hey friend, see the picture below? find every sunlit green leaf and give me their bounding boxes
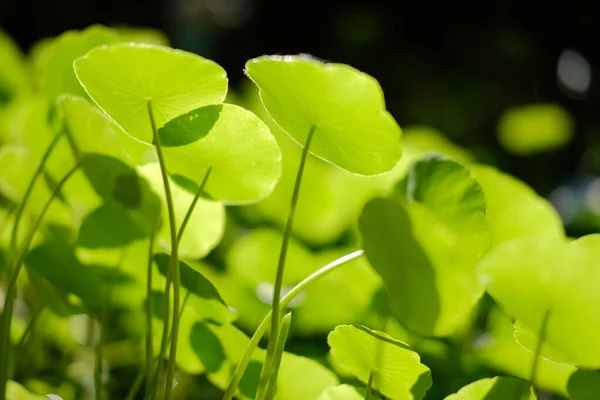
[77,203,146,248]
[38,25,120,101]
[567,369,600,400]
[113,26,170,46]
[328,324,431,400]
[160,104,282,203]
[359,157,489,336]
[497,103,574,155]
[479,234,600,368]
[190,321,226,373]
[317,385,363,400]
[276,351,340,399]
[6,381,47,399]
[444,377,535,400]
[74,43,227,143]
[471,165,564,248]
[245,54,401,175]
[138,163,225,258]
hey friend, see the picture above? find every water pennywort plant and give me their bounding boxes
[0,23,599,400]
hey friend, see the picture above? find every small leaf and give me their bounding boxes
[74,43,228,143]
[359,157,489,336]
[160,104,282,204]
[317,385,363,400]
[154,253,226,305]
[567,369,600,400]
[444,377,535,400]
[245,54,401,175]
[0,30,29,102]
[328,324,431,400]
[190,321,226,373]
[497,103,574,155]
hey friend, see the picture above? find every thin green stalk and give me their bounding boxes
[258,126,316,397]
[527,309,551,398]
[125,368,146,400]
[150,162,212,399]
[221,249,363,400]
[17,306,43,351]
[365,371,375,400]
[95,311,106,400]
[146,101,180,400]
[145,227,158,395]
[0,162,79,400]
[9,131,64,260]
[263,312,292,400]
[176,166,213,245]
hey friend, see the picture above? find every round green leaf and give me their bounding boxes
[478,234,600,368]
[77,203,146,248]
[497,103,574,155]
[568,369,600,400]
[444,377,535,400]
[38,25,121,101]
[471,165,564,249]
[160,104,282,204]
[276,351,340,399]
[359,157,489,336]
[245,54,401,175]
[328,324,431,400]
[74,43,228,143]
[138,163,225,258]
[190,321,226,373]
[317,385,363,400]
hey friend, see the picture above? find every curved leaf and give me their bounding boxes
[317,385,363,400]
[0,30,29,102]
[74,43,228,143]
[359,157,489,336]
[567,369,600,400]
[160,104,282,203]
[328,325,431,400]
[245,54,401,175]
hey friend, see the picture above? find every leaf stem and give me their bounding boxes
[95,312,106,400]
[221,249,363,400]
[145,226,158,395]
[146,100,180,400]
[17,306,43,351]
[365,370,375,400]
[528,309,551,397]
[0,162,79,400]
[257,125,315,398]
[263,312,292,400]
[176,166,213,245]
[9,131,64,261]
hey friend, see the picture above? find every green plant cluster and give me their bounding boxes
[0,24,595,400]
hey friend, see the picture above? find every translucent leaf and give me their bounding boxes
[113,26,170,46]
[328,324,431,400]
[38,25,121,101]
[359,157,489,336]
[77,203,147,248]
[6,380,46,399]
[478,234,600,367]
[160,104,282,203]
[568,369,600,400]
[317,385,363,400]
[497,103,574,155]
[471,165,564,249]
[189,321,226,373]
[245,54,401,175]
[74,43,228,143]
[444,377,535,400]
[277,351,339,399]
[138,163,224,258]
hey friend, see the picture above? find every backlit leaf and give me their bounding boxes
[444,377,535,400]
[317,385,363,400]
[74,43,227,143]
[245,54,401,175]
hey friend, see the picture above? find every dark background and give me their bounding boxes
[3,0,600,233]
